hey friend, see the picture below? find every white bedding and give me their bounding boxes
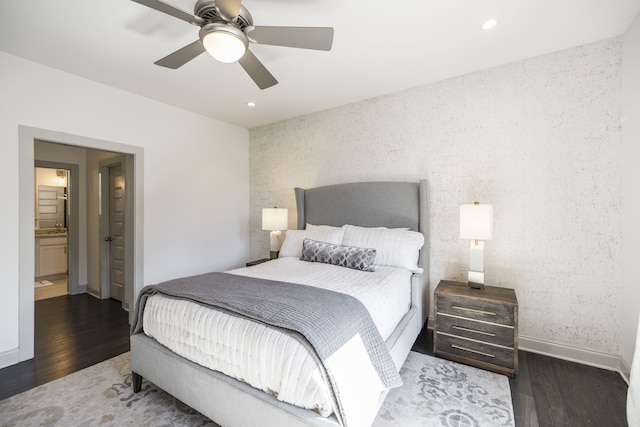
[229,257,412,341]
[142,258,412,420]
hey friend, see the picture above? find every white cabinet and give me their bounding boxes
[36,236,67,277]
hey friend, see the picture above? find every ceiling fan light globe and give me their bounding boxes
[202,30,247,63]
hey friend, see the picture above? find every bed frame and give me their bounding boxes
[131,180,429,427]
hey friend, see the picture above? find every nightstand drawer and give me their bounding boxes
[437,297,514,326]
[436,313,515,348]
[436,334,515,370]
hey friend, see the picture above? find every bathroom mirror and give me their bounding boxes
[38,185,67,228]
[35,167,69,229]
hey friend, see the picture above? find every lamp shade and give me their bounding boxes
[262,208,288,231]
[460,203,493,240]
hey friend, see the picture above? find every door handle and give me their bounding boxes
[104,236,113,242]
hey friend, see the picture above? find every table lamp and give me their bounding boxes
[262,207,288,259]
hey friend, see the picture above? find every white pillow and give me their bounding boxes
[341,225,424,273]
[306,223,344,231]
[279,228,345,258]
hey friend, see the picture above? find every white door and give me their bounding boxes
[107,165,125,302]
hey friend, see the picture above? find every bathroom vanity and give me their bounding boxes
[35,233,67,279]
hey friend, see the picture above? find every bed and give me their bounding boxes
[130,180,429,427]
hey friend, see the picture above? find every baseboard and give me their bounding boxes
[620,358,632,384]
[0,348,19,370]
[426,318,631,383]
[87,285,110,299]
[517,336,630,383]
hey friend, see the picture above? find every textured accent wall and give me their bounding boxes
[622,14,640,368]
[249,38,623,355]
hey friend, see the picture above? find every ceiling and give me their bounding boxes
[1,1,639,129]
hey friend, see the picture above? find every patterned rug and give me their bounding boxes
[0,351,514,427]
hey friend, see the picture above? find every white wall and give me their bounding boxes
[250,38,624,361]
[622,14,640,371]
[0,51,250,366]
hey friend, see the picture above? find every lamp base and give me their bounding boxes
[467,270,485,290]
[268,230,282,260]
[467,241,485,290]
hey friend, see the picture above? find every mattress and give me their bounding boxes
[142,258,412,417]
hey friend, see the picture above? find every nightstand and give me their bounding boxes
[434,280,518,377]
[245,258,270,267]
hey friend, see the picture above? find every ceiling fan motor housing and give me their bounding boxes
[194,0,253,29]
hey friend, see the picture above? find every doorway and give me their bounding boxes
[99,156,130,308]
[34,166,70,300]
[33,161,82,301]
[17,125,144,364]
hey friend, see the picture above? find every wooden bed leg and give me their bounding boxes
[132,372,143,392]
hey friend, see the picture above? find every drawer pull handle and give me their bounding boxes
[452,325,495,337]
[452,305,496,316]
[451,344,495,358]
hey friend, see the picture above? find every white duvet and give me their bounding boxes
[142,257,412,423]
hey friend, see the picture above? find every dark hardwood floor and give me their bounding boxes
[0,294,130,401]
[0,295,629,427]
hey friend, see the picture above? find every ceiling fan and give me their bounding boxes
[131,0,334,89]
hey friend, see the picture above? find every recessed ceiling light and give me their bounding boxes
[247,102,256,107]
[481,19,498,31]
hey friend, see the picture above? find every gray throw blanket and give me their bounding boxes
[131,272,402,426]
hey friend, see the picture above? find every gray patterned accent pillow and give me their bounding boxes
[300,238,377,272]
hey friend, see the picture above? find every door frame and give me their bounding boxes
[18,125,144,363]
[34,161,82,295]
[99,154,134,311]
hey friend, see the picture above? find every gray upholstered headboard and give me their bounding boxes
[294,180,428,269]
[294,180,427,232]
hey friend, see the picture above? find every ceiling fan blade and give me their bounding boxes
[238,50,278,90]
[247,26,334,51]
[131,0,204,26]
[155,40,206,69]
[216,0,241,22]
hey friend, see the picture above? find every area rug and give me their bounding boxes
[0,351,514,427]
[374,352,514,427]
